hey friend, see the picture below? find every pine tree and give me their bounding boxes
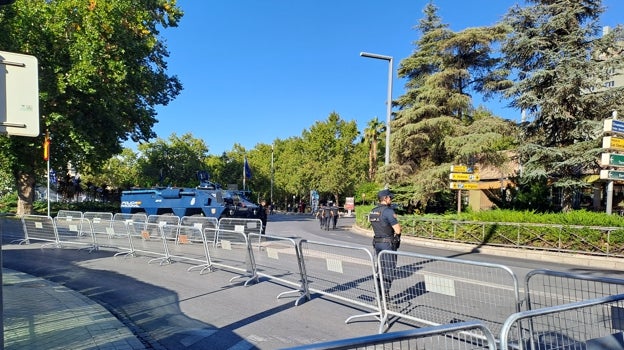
[501,0,624,211]
[392,1,516,210]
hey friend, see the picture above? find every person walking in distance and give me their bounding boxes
[330,201,339,229]
[369,189,401,301]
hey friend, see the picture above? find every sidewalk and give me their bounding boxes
[3,268,146,350]
[1,243,385,350]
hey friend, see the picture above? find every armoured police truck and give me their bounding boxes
[120,171,262,219]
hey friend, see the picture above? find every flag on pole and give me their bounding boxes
[43,130,50,161]
[244,156,252,179]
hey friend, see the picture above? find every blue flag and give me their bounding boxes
[244,157,252,179]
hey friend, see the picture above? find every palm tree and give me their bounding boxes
[362,117,386,181]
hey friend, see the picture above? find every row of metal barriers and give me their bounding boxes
[13,210,624,350]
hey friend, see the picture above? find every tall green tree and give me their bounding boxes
[392,2,515,210]
[137,133,209,188]
[81,147,140,192]
[299,112,364,205]
[500,0,624,211]
[362,117,385,181]
[0,0,182,214]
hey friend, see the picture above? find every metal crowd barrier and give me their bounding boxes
[0,214,24,243]
[15,210,624,349]
[18,215,59,247]
[56,210,83,220]
[218,217,263,236]
[377,250,521,334]
[126,221,170,264]
[248,232,307,304]
[298,240,381,325]
[500,293,624,350]
[110,212,146,257]
[168,224,210,269]
[525,269,624,310]
[83,212,114,247]
[54,215,96,251]
[180,216,218,273]
[283,320,498,350]
[205,226,254,284]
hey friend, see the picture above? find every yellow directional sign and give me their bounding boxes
[449,173,480,181]
[450,165,477,173]
[603,136,624,150]
[450,182,479,190]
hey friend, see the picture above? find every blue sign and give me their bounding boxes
[49,169,57,184]
[613,120,624,134]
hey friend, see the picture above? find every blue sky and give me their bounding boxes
[137,0,624,156]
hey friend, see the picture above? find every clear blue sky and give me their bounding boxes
[138,0,624,156]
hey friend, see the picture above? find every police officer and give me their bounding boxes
[259,199,268,234]
[323,201,333,230]
[369,189,401,300]
[330,201,339,229]
[316,202,327,229]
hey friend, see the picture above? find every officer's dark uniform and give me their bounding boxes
[317,204,327,229]
[330,203,339,229]
[369,189,400,298]
[323,202,332,230]
[259,201,268,234]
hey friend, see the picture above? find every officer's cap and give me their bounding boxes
[377,189,394,199]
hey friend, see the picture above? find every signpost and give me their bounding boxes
[344,197,355,217]
[601,153,624,167]
[600,170,624,181]
[449,165,479,214]
[602,115,624,214]
[450,182,479,190]
[0,51,39,137]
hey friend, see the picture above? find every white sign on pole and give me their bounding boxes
[0,51,39,137]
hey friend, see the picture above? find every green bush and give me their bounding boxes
[0,192,118,216]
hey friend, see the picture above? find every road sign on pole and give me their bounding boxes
[0,51,39,137]
[601,153,624,167]
[449,173,480,181]
[450,182,479,190]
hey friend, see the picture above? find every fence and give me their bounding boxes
[54,215,96,251]
[248,232,307,304]
[9,210,624,348]
[500,293,624,349]
[283,321,498,350]
[525,269,624,310]
[377,250,521,334]
[298,240,381,325]
[406,218,624,257]
[180,216,218,273]
[18,215,58,247]
[205,226,255,285]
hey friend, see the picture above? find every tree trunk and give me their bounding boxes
[17,171,35,215]
[561,187,573,213]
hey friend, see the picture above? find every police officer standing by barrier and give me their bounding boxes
[369,189,401,299]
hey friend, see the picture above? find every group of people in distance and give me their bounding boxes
[315,201,340,230]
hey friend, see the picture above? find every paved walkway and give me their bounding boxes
[3,268,146,350]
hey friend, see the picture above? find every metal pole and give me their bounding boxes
[270,144,274,206]
[47,154,50,217]
[360,52,393,166]
[384,57,393,166]
[607,180,614,215]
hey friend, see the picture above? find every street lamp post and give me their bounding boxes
[360,51,393,166]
